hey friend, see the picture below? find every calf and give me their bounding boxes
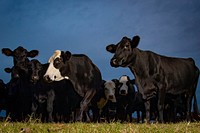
[43,50,102,121]
[4,66,33,121]
[106,35,199,122]
[92,80,117,122]
[116,75,145,123]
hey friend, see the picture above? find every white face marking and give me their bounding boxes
[104,80,116,102]
[119,76,129,95]
[44,50,69,81]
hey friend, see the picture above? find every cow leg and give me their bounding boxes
[186,95,192,121]
[46,89,55,122]
[137,110,140,123]
[144,100,150,123]
[157,89,165,123]
[142,111,145,123]
[31,102,38,119]
[76,89,96,122]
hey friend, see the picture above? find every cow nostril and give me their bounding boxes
[44,75,51,82]
[109,95,114,99]
[112,59,117,65]
[120,90,126,95]
[13,73,20,79]
[32,76,39,81]
[54,76,56,79]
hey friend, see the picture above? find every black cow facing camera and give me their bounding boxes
[106,35,199,123]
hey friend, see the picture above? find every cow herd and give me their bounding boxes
[0,35,199,123]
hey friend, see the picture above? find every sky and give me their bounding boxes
[0,0,200,108]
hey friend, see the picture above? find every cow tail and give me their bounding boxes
[193,66,199,114]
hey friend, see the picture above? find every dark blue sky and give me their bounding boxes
[0,0,200,107]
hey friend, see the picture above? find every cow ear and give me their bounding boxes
[28,50,39,58]
[64,51,72,61]
[2,48,13,56]
[106,44,117,53]
[131,35,140,48]
[4,68,12,73]
[101,80,106,87]
[112,79,119,84]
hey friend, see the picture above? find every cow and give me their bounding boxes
[116,75,145,123]
[43,50,102,122]
[3,67,21,121]
[28,59,83,123]
[92,80,118,122]
[2,46,39,121]
[4,66,34,121]
[106,35,199,123]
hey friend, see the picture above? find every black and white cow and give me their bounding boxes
[28,59,83,122]
[92,80,118,122]
[106,35,199,123]
[43,50,102,121]
[116,75,145,123]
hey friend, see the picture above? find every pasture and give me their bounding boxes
[0,120,200,133]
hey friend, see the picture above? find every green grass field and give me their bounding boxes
[1,121,200,133]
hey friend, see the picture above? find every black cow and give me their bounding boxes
[3,67,21,121]
[116,75,145,123]
[4,66,33,121]
[43,50,102,122]
[106,35,199,123]
[28,59,82,123]
[2,46,39,121]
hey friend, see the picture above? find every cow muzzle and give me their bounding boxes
[31,76,39,83]
[120,90,127,95]
[111,57,125,67]
[110,58,119,67]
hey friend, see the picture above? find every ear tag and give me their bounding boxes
[64,76,69,79]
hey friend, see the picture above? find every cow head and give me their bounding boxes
[106,35,140,67]
[2,46,39,72]
[118,75,135,96]
[43,50,70,82]
[103,80,118,102]
[4,67,20,79]
[28,59,43,83]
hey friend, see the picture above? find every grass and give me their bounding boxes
[0,120,200,133]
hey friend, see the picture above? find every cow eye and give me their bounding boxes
[54,58,63,68]
[124,44,129,49]
[55,60,60,64]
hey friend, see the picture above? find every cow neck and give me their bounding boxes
[129,48,150,79]
[63,56,84,96]
[128,48,151,96]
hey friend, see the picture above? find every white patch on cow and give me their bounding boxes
[119,76,129,95]
[104,80,116,102]
[48,50,61,63]
[44,50,69,81]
